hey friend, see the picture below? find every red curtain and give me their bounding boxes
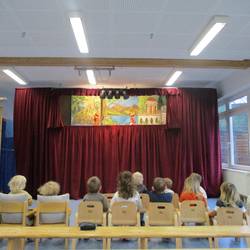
[14,88,221,198]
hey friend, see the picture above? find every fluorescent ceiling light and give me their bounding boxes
[70,17,89,53]
[166,71,182,86]
[86,70,96,85]
[3,69,27,85]
[190,16,228,56]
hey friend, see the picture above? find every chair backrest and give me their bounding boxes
[140,193,150,211]
[103,193,114,205]
[180,200,207,224]
[216,207,244,225]
[0,200,28,225]
[111,201,137,226]
[148,202,175,226]
[0,193,28,225]
[36,201,69,225]
[77,201,104,225]
[172,193,180,209]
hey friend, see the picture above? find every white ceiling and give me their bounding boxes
[0,0,250,90]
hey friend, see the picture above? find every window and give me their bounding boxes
[219,119,229,163]
[230,112,250,166]
[218,104,226,113]
[229,96,247,110]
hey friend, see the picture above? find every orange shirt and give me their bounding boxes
[180,191,207,206]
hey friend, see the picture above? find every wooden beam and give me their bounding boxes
[0,57,250,69]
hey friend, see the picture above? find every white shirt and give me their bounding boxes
[111,191,142,210]
[199,186,207,199]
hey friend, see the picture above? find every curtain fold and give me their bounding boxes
[14,88,221,198]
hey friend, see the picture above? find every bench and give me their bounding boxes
[1,225,250,250]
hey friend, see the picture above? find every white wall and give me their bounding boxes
[217,69,250,99]
[223,168,250,196]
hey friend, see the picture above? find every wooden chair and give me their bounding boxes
[145,202,181,247]
[178,200,213,248]
[34,201,70,250]
[140,193,150,212]
[213,207,245,247]
[72,201,107,250]
[107,201,140,249]
[0,200,34,250]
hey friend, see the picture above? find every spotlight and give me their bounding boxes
[107,90,113,99]
[100,89,106,99]
[122,89,129,100]
[114,90,121,99]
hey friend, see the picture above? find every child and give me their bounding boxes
[8,175,32,205]
[132,171,148,193]
[38,181,60,196]
[209,182,246,217]
[83,176,109,212]
[190,172,207,199]
[149,177,172,202]
[111,171,142,210]
[164,177,174,194]
[180,176,207,205]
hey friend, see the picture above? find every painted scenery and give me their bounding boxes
[102,95,166,125]
[71,95,166,126]
[71,96,101,125]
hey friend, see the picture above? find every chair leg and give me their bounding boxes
[208,237,214,248]
[214,237,219,248]
[176,238,182,248]
[64,238,68,250]
[106,238,111,250]
[102,238,107,250]
[20,239,25,250]
[35,239,39,250]
[71,239,77,250]
[138,238,147,249]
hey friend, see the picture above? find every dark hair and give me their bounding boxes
[117,171,135,199]
[153,177,166,194]
[87,176,101,193]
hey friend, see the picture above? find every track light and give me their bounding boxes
[107,90,113,99]
[99,89,129,100]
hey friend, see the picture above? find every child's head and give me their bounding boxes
[38,181,60,196]
[190,173,202,184]
[220,181,240,206]
[87,176,101,194]
[153,177,166,194]
[8,175,27,193]
[118,171,135,199]
[164,177,173,189]
[183,176,200,194]
[132,171,144,186]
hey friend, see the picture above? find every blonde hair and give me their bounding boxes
[8,175,27,193]
[164,177,173,189]
[219,182,240,207]
[132,171,143,186]
[190,173,202,183]
[183,176,200,194]
[38,181,60,196]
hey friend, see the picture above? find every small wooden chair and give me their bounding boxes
[214,207,245,247]
[0,200,31,250]
[178,200,213,248]
[145,202,180,247]
[72,201,107,249]
[107,201,140,249]
[34,201,70,250]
